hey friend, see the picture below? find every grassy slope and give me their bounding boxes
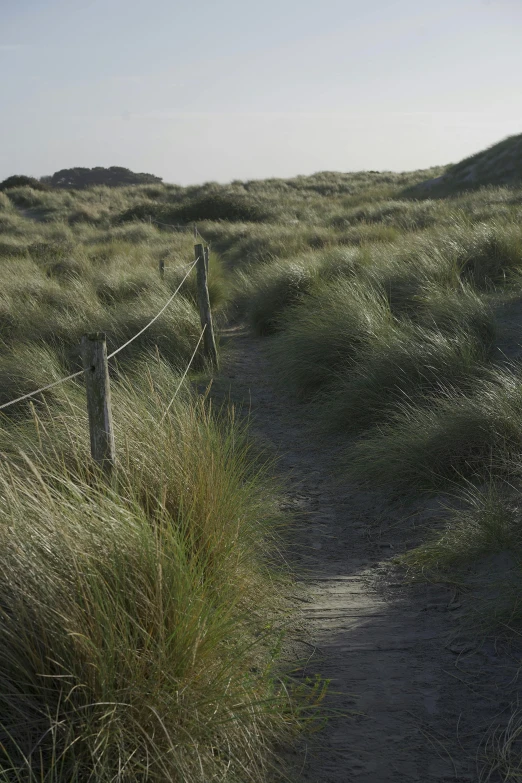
[3,149,522,776]
[168,159,522,636]
[0,185,329,782]
[407,132,522,195]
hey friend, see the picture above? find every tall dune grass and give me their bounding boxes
[270,280,393,396]
[0,360,316,782]
[320,324,491,434]
[349,367,522,492]
[0,179,340,780]
[4,163,522,773]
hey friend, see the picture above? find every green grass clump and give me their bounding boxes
[320,324,491,434]
[236,255,323,335]
[202,223,335,268]
[0,192,14,212]
[118,191,276,227]
[0,342,71,413]
[349,367,522,492]
[103,293,204,369]
[0,237,31,258]
[458,222,522,288]
[93,221,160,245]
[176,191,276,223]
[0,214,28,237]
[313,245,368,281]
[413,284,496,346]
[403,483,522,575]
[336,222,400,247]
[0,361,314,782]
[400,476,522,659]
[400,481,522,645]
[4,186,48,209]
[331,199,443,232]
[94,268,161,305]
[269,279,393,396]
[358,220,522,320]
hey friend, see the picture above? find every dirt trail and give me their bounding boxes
[213,327,522,783]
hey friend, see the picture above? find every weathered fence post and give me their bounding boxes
[203,246,209,274]
[159,259,165,280]
[195,243,218,368]
[81,333,116,476]
[193,222,198,239]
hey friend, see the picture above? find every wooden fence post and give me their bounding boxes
[159,259,165,280]
[194,243,218,368]
[204,246,209,274]
[81,333,116,476]
[193,222,198,239]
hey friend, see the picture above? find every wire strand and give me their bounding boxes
[159,325,207,423]
[0,369,84,412]
[194,227,211,245]
[0,259,199,412]
[107,259,198,359]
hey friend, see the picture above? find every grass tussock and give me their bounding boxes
[0,342,71,412]
[320,324,491,434]
[235,255,323,335]
[117,191,277,227]
[401,477,522,651]
[349,367,522,492]
[269,280,393,396]
[0,361,320,782]
[482,706,522,782]
[403,483,522,576]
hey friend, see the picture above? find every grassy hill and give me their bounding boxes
[408,132,522,195]
[0,184,324,782]
[2,135,522,779]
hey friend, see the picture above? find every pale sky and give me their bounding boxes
[1,0,521,185]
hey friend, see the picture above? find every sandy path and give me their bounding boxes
[212,327,521,783]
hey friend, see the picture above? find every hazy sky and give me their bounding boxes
[1,0,521,185]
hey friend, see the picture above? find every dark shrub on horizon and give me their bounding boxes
[50,166,162,189]
[0,175,49,192]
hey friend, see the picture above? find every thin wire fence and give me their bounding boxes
[0,370,85,412]
[107,259,197,359]
[160,325,206,423]
[0,258,200,413]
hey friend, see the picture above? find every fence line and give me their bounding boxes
[2,235,218,475]
[86,245,215,471]
[160,325,207,423]
[0,259,200,413]
[0,369,85,412]
[107,259,198,359]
